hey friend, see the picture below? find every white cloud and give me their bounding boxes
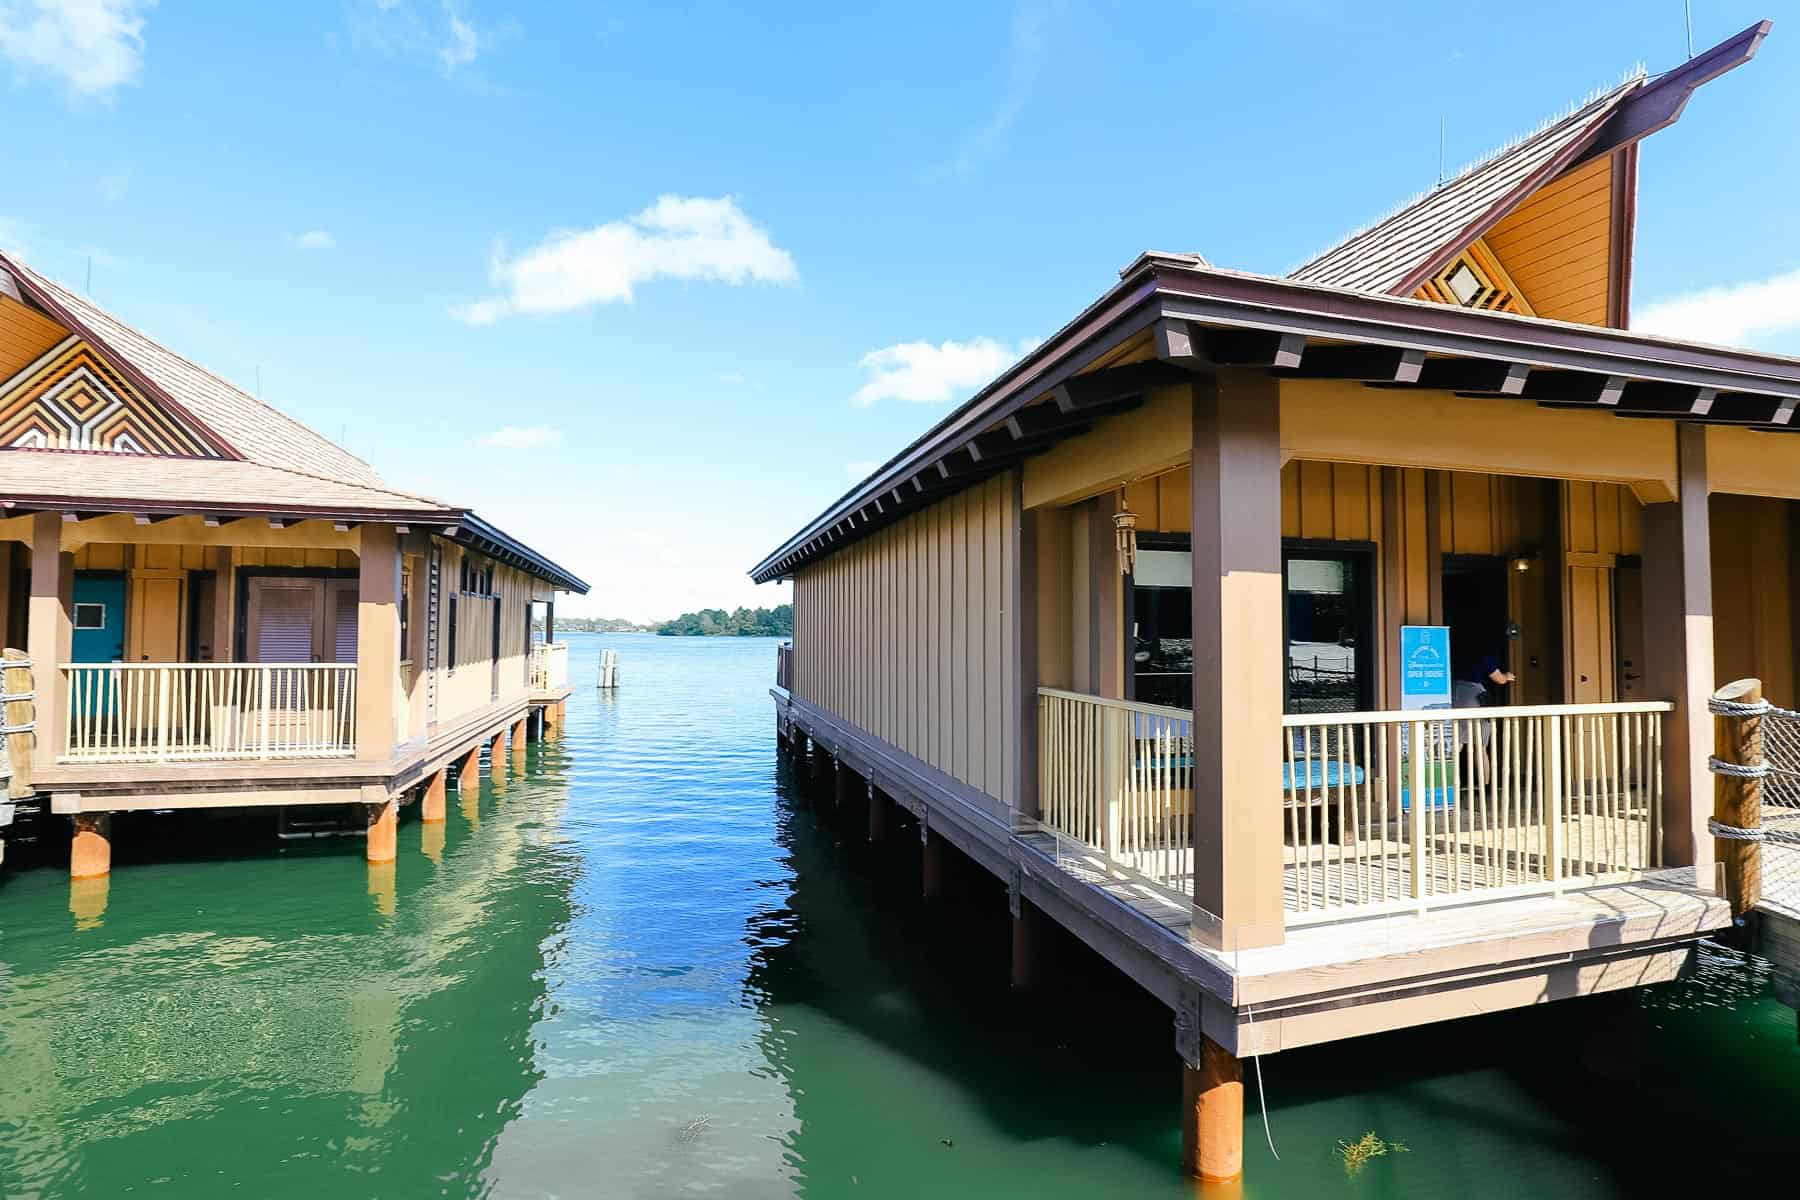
[845,459,880,478]
[0,0,152,99]
[287,229,336,252]
[345,0,498,76]
[851,336,1033,407]
[932,1,1049,178]
[1635,268,1800,348]
[718,369,765,392]
[478,424,561,449]
[98,168,129,202]
[453,194,797,325]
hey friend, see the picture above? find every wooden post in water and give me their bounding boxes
[70,812,111,878]
[867,781,888,843]
[421,766,448,822]
[1713,678,1763,918]
[921,827,945,899]
[511,717,528,770]
[488,731,506,782]
[365,798,398,864]
[457,744,481,793]
[1181,1036,1244,1183]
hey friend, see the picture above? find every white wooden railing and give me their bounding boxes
[1283,702,1668,921]
[1038,688,1672,925]
[1039,688,1195,897]
[529,642,569,691]
[61,663,358,763]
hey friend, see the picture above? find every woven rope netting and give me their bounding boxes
[1717,698,1800,917]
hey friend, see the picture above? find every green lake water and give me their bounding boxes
[2,633,1796,1197]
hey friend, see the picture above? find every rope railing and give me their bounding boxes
[1707,681,1800,920]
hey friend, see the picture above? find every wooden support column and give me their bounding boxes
[488,730,505,780]
[27,511,71,777]
[1189,371,1285,951]
[511,716,527,769]
[1181,1037,1245,1182]
[457,744,481,792]
[1642,423,1715,869]
[1713,677,1763,917]
[70,812,111,879]
[421,766,448,822]
[365,798,398,864]
[355,524,402,763]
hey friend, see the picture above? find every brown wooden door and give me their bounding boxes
[1564,561,1617,703]
[129,574,186,662]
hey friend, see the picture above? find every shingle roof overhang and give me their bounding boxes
[749,255,1800,584]
[0,491,589,594]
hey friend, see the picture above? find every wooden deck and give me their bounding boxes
[783,691,1730,1057]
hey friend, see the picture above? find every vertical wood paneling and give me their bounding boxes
[788,471,1020,806]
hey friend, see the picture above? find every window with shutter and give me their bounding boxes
[334,588,358,662]
[255,584,317,664]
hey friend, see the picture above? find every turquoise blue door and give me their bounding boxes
[72,574,126,663]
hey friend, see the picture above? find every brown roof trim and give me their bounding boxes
[0,251,241,461]
[749,260,1800,583]
[1573,19,1772,167]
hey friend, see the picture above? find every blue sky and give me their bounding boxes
[2,1,1795,620]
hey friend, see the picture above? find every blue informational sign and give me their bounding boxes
[1399,625,1452,711]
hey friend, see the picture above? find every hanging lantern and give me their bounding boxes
[1113,488,1139,576]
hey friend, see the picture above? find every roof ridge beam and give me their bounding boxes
[1574,20,1772,166]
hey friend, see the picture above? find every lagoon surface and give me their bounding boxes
[2,633,1797,1198]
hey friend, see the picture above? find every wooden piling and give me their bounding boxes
[457,744,481,793]
[922,829,945,899]
[867,783,888,842]
[488,731,505,781]
[1181,1037,1244,1183]
[421,767,448,822]
[511,717,528,770]
[70,812,111,879]
[366,798,398,864]
[1713,678,1763,917]
[1010,901,1036,991]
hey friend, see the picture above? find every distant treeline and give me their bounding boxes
[657,604,793,637]
[539,615,652,634]
[540,604,793,637]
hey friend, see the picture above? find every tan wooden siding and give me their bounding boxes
[1711,494,1797,705]
[1561,480,1642,557]
[429,541,535,723]
[0,295,69,383]
[1485,154,1614,326]
[792,472,1019,807]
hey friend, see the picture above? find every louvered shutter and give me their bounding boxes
[334,588,359,662]
[256,585,316,664]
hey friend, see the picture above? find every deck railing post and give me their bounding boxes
[155,666,171,762]
[259,666,272,760]
[1545,713,1565,888]
[1101,704,1125,859]
[1408,720,1426,901]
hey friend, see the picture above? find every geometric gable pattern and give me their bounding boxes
[0,335,218,456]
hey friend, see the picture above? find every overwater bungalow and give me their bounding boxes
[0,249,585,875]
[754,22,1788,1182]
